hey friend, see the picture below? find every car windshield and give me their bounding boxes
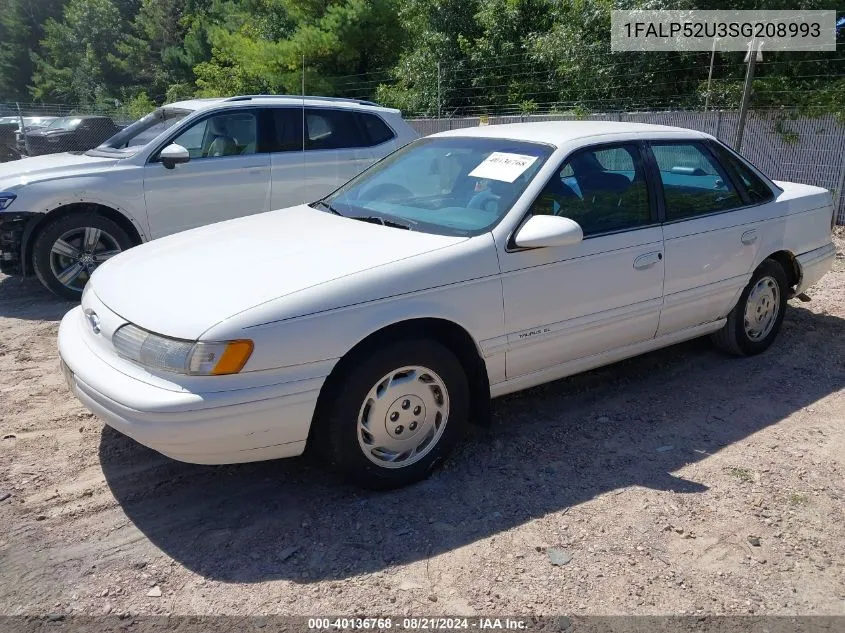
[46,117,83,130]
[94,107,192,154]
[22,117,54,128]
[318,136,554,236]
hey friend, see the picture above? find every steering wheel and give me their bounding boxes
[362,183,413,201]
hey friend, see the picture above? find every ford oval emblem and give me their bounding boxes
[84,308,101,334]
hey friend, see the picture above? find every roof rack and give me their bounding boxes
[223,95,381,107]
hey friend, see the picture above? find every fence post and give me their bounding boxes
[437,62,442,120]
[835,153,845,226]
[715,110,722,139]
[15,102,30,156]
[735,39,759,151]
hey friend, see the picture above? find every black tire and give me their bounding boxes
[32,212,133,300]
[711,258,789,356]
[315,339,470,490]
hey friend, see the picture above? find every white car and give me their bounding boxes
[0,96,417,298]
[57,122,837,489]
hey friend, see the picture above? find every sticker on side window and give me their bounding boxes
[468,152,538,183]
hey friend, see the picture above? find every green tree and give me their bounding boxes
[375,0,481,115]
[193,0,404,97]
[117,0,214,102]
[31,0,127,104]
[0,0,66,101]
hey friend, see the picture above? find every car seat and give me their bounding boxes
[206,118,238,157]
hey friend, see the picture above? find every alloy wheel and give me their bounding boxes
[49,227,122,292]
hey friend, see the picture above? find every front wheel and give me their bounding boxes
[316,339,470,489]
[711,258,788,356]
[32,212,132,300]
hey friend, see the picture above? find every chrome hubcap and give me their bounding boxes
[357,365,449,468]
[744,276,779,341]
[50,227,122,292]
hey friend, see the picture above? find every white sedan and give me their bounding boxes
[58,122,837,489]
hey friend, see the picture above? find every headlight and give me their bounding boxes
[112,324,253,376]
[0,192,16,210]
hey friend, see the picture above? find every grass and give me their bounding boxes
[788,492,810,506]
[726,467,755,483]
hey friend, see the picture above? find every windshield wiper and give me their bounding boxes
[312,199,344,216]
[352,216,413,230]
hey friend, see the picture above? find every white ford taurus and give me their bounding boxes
[58,122,837,489]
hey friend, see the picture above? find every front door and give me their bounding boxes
[143,109,272,239]
[500,142,665,379]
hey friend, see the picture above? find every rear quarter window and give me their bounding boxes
[711,143,775,204]
[357,113,395,146]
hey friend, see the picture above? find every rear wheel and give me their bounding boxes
[32,212,132,300]
[711,259,788,356]
[316,339,469,489]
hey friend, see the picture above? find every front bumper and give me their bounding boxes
[58,306,322,464]
[0,211,39,275]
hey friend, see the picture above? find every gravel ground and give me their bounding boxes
[1,232,844,618]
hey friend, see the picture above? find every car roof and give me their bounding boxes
[52,115,110,121]
[164,95,401,115]
[431,121,710,146]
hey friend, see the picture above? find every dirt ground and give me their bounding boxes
[1,233,844,619]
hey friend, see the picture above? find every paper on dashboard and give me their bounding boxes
[468,152,538,183]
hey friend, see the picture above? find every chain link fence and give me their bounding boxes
[409,109,845,225]
[0,102,136,161]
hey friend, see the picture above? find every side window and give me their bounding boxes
[712,145,775,204]
[172,120,206,157]
[531,143,651,236]
[305,108,366,150]
[651,142,743,220]
[270,107,303,152]
[357,113,395,146]
[170,112,258,159]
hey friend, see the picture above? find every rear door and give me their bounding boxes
[267,106,309,208]
[143,108,272,238]
[649,140,763,336]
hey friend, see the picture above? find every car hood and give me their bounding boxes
[0,152,118,186]
[91,205,469,339]
[27,129,74,137]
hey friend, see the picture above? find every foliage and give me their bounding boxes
[31,0,127,104]
[0,0,841,118]
[0,0,66,101]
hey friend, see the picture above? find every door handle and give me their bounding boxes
[741,229,758,245]
[633,251,662,270]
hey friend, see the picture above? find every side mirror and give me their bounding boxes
[513,215,583,249]
[159,143,190,169]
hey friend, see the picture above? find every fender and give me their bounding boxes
[16,195,149,277]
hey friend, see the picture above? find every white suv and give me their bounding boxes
[0,95,418,298]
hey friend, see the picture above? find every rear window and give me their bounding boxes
[651,142,744,220]
[305,108,366,150]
